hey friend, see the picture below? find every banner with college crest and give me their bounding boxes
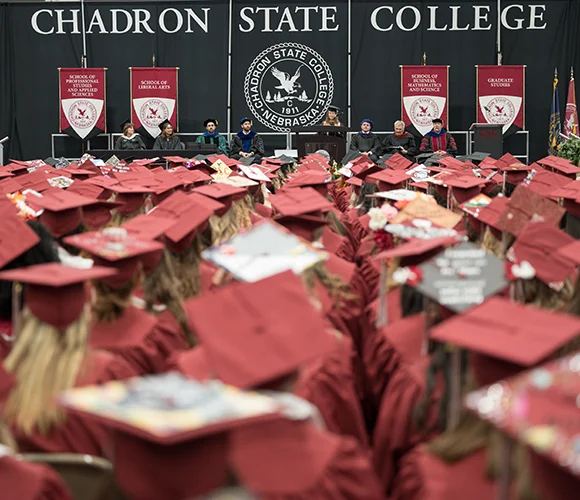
[130,67,179,139]
[59,68,106,141]
[401,66,449,137]
[476,65,525,137]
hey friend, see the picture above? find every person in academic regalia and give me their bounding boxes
[0,362,73,500]
[64,228,168,376]
[115,121,146,151]
[0,215,60,362]
[343,119,382,164]
[419,118,457,156]
[322,105,343,127]
[153,120,184,150]
[195,118,228,155]
[382,120,417,160]
[230,118,265,164]
[0,263,138,457]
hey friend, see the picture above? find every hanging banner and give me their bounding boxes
[130,67,179,139]
[476,65,525,137]
[401,66,449,137]
[59,68,106,141]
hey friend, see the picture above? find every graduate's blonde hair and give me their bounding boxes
[92,272,142,323]
[143,248,195,346]
[4,307,89,436]
[166,239,202,300]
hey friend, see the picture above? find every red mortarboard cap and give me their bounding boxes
[443,175,490,204]
[0,170,14,180]
[230,417,342,495]
[153,191,214,252]
[495,185,565,236]
[497,154,533,184]
[351,164,383,181]
[476,195,509,229]
[346,176,363,187]
[269,187,332,217]
[0,210,40,268]
[283,171,330,196]
[273,214,328,242]
[525,169,572,201]
[187,193,226,217]
[108,183,153,217]
[508,222,576,287]
[465,352,580,489]
[58,375,281,500]
[185,271,336,388]
[35,189,95,238]
[550,181,580,218]
[385,153,413,170]
[66,180,106,200]
[64,228,164,287]
[432,296,580,378]
[192,183,247,213]
[412,241,508,313]
[0,263,116,331]
[82,201,122,231]
[122,214,176,242]
[537,155,580,178]
[367,168,410,191]
[374,235,460,265]
[175,169,212,187]
[84,176,119,189]
[0,177,21,195]
[558,239,580,266]
[18,170,53,193]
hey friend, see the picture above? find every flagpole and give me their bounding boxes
[496,0,502,65]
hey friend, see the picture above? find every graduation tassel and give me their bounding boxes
[446,345,462,431]
[376,260,388,328]
[421,298,431,356]
[11,282,22,340]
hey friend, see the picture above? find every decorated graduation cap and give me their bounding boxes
[202,220,327,283]
[185,271,336,389]
[391,198,462,229]
[402,241,508,314]
[506,222,576,289]
[63,228,164,288]
[0,263,116,332]
[269,187,332,217]
[58,373,280,500]
[495,185,565,237]
[524,168,571,201]
[465,351,580,493]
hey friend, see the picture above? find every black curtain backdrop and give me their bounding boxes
[0,0,579,163]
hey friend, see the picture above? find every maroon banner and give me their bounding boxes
[130,67,179,139]
[476,65,525,137]
[401,66,449,137]
[59,68,106,141]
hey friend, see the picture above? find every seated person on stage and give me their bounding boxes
[230,117,265,164]
[419,118,457,156]
[322,105,343,126]
[344,119,382,163]
[115,120,146,151]
[195,118,228,155]
[153,120,184,150]
[382,120,417,160]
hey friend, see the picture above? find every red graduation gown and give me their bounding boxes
[0,455,72,500]
[12,350,137,457]
[295,335,369,451]
[90,306,165,375]
[322,227,356,263]
[372,356,443,494]
[391,446,495,500]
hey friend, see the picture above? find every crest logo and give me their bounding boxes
[410,97,440,127]
[483,97,516,125]
[244,42,334,132]
[68,100,97,129]
[139,99,169,128]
